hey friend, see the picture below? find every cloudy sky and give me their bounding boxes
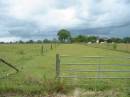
[0,0,130,42]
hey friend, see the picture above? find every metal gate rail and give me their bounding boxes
[56,54,130,79]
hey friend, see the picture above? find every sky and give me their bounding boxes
[0,0,130,42]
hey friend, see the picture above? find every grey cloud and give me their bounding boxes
[71,24,130,38]
[0,0,130,41]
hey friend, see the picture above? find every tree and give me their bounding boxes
[18,40,24,44]
[57,29,71,43]
[26,40,34,43]
[87,36,97,43]
[71,35,98,43]
[110,38,123,43]
[73,35,87,42]
[123,37,130,43]
[37,40,43,43]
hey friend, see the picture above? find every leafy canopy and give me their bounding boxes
[57,29,71,42]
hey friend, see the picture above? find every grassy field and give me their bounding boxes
[0,43,130,97]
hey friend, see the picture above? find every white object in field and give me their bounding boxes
[100,42,105,44]
[88,42,92,44]
[96,39,99,44]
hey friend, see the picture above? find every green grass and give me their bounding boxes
[0,43,130,97]
[87,43,130,53]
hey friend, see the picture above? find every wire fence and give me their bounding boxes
[0,58,19,79]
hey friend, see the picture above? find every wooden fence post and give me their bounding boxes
[50,43,53,50]
[41,45,43,55]
[56,54,60,78]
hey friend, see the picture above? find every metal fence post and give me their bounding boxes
[56,54,60,78]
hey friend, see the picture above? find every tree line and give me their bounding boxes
[57,29,130,43]
[0,39,58,44]
[0,29,130,44]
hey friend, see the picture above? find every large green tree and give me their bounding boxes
[57,29,71,42]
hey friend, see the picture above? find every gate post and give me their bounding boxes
[56,54,60,78]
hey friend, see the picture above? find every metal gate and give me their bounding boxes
[56,54,130,79]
